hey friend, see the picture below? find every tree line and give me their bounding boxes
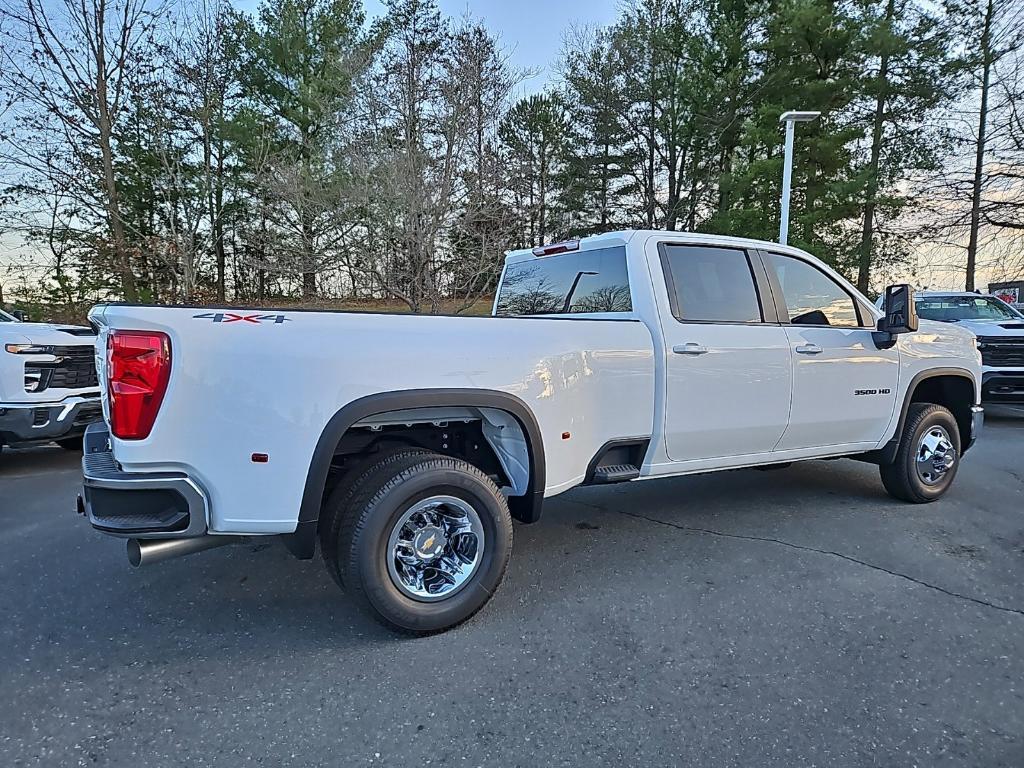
[0,0,1022,316]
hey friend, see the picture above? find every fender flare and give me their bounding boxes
[284,389,546,559]
[878,367,978,463]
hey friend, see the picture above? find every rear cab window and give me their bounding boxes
[659,244,765,323]
[495,246,632,316]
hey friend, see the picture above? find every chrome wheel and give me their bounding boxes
[915,425,956,486]
[386,495,485,602]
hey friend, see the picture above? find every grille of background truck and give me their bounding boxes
[977,337,1024,368]
[27,346,99,392]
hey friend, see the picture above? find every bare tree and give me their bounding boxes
[0,0,161,301]
[348,0,518,314]
[941,0,1024,289]
[980,54,1024,236]
[965,0,997,290]
[234,0,369,299]
[445,19,523,308]
[162,0,236,301]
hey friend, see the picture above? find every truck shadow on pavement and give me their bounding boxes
[62,455,948,651]
[12,421,1018,670]
[0,444,77,477]
[984,405,1024,423]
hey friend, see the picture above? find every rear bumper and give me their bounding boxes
[981,371,1024,404]
[0,395,102,446]
[81,422,209,538]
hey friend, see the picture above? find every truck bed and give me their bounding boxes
[89,305,656,534]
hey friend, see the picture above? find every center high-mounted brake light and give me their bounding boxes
[107,330,171,440]
[532,240,580,257]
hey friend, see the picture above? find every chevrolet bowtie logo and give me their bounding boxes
[422,535,436,550]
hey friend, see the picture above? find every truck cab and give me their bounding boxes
[499,233,980,474]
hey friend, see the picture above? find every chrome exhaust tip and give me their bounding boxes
[127,536,242,567]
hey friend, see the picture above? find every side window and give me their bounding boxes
[660,245,763,323]
[495,246,631,316]
[766,253,861,327]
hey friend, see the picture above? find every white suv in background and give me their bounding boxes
[0,309,102,457]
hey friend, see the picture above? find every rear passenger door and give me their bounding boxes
[658,243,793,463]
[762,251,899,451]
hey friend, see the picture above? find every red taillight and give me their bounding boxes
[107,330,171,440]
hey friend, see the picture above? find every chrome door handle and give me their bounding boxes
[673,343,709,355]
[795,343,823,355]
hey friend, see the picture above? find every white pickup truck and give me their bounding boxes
[80,231,984,633]
[1,308,102,458]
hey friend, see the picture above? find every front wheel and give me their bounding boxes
[880,403,961,503]
[321,450,513,634]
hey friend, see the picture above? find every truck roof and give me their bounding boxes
[503,230,826,266]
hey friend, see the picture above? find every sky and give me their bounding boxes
[238,0,622,94]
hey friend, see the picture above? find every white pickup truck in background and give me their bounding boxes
[1,308,102,458]
[80,231,984,633]
[881,291,1024,406]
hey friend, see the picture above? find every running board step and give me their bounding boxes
[591,463,640,483]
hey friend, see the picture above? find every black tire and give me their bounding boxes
[321,450,513,634]
[880,403,961,503]
[56,436,83,451]
[319,448,430,589]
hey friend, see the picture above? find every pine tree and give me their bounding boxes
[716,0,868,271]
[559,28,633,236]
[500,95,569,247]
[235,0,368,298]
[854,0,960,292]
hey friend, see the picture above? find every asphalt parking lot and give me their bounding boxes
[2,411,1023,768]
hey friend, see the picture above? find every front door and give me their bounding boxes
[762,251,900,451]
[658,243,793,462]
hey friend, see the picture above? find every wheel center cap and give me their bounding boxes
[413,527,446,560]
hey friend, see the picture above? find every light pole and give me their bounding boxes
[561,271,598,313]
[778,110,820,245]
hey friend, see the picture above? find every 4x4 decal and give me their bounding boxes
[193,312,290,324]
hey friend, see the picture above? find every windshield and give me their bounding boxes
[915,295,1023,322]
[0,309,17,322]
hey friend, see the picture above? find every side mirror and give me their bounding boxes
[11,309,26,321]
[880,284,918,334]
[874,284,917,348]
